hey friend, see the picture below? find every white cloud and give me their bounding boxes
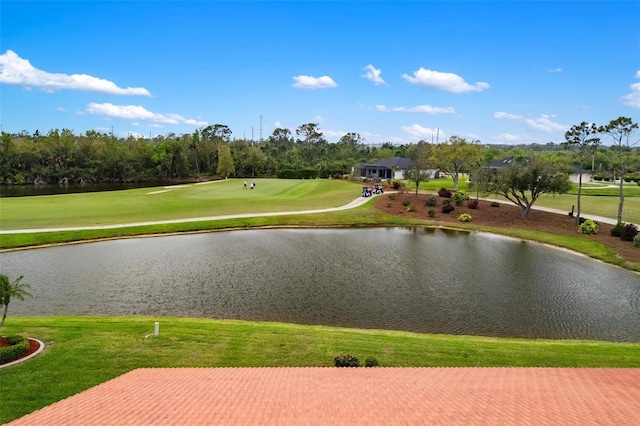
[0,50,151,96]
[497,133,527,143]
[401,68,489,93]
[493,112,524,120]
[362,64,386,85]
[620,70,640,109]
[86,103,208,126]
[375,104,455,114]
[322,129,345,138]
[56,106,66,112]
[547,68,563,73]
[401,124,446,140]
[494,111,568,133]
[291,75,337,89]
[524,114,568,133]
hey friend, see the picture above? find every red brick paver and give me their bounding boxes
[7,368,640,425]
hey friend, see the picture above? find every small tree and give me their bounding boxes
[0,274,32,329]
[599,117,638,224]
[488,156,572,219]
[405,141,432,195]
[564,122,600,224]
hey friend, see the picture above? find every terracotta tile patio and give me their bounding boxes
[7,368,640,425]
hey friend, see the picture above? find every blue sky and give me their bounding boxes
[1,1,639,145]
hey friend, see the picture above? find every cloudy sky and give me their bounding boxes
[1,1,638,145]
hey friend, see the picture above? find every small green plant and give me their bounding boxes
[388,193,397,201]
[402,199,411,207]
[491,201,500,207]
[458,213,472,222]
[427,209,436,218]
[578,219,598,235]
[620,223,639,242]
[633,234,640,248]
[334,354,360,367]
[365,357,379,367]
[442,199,451,205]
[611,222,625,237]
[453,190,470,203]
[425,195,437,207]
[441,204,455,214]
[405,202,415,212]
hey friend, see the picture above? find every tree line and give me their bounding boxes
[0,120,638,187]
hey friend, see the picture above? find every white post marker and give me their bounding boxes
[154,322,159,336]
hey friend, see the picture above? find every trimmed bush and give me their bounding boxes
[578,219,598,235]
[620,223,639,242]
[458,213,472,222]
[428,209,436,218]
[6,335,25,345]
[438,187,452,198]
[611,222,625,237]
[0,338,29,365]
[334,354,360,367]
[467,199,479,209]
[453,190,470,203]
[441,204,455,214]
[425,195,437,207]
[365,357,379,367]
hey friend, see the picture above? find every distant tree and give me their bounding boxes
[405,141,433,195]
[432,136,485,190]
[217,143,235,178]
[0,274,32,329]
[488,156,572,219]
[563,122,600,224]
[599,117,638,224]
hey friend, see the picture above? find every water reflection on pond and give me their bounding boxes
[3,228,639,342]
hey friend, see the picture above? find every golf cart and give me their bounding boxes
[361,186,372,197]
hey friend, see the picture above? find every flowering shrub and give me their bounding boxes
[578,219,598,235]
[458,213,472,222]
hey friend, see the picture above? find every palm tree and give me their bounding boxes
[0,274,32,329]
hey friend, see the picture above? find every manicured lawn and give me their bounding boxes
[0,179,360,229]
[2,316,639,424]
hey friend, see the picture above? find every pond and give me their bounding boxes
[2,228,639,342]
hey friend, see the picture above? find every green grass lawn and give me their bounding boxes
[2,316,639,424]
[0,179,360,229]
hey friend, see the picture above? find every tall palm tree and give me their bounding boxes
[0,274,32,329]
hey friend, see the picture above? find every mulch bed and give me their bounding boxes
[373,192,640,265]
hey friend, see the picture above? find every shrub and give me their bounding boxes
[453,190,470,203]
[634,234,640,248]
[578,219,598,235]
[458,213,472,222]
[428,209,436,218]
[388,193,397,201]
[620,223,639,242]
[425,195,437,207]
[6,335,25,345]
[0,339,29,365]
[441,204,455,214]
[405,202,415,212]
[611,222,625,237]
[438,187,452,198]
[467,199,479,209]
[491,201,500,207]
[334,354,360,367]
[402,199,411,207]
[442,199,451,205]
[391,181,401,190]
[365,357,379,367]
